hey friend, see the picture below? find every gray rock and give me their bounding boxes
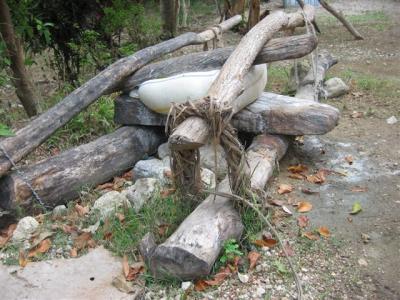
[199,143,228,178]
[201,168,216,189]
[92,191,130,218]
[121,178,159,211]
[157,143,170,159]
[386,116,398,125]
[133,158,171,183]
[181,281,192,291]
[288,60,311,93]
[52,205,67,218]
[12,216,39,243]
[323,77,349,98]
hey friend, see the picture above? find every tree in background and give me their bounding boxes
[248,0,260,30]
[160,0,179,38]
[0,0,38,117]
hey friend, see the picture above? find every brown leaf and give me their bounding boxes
[297,201,313,213]
[163,170,172,179]
[113,177,126,190]
[0,223,17,247]
[74,232,93,250]
[160,188,176,198]
[288,164,308,174]
[75,204,89,217]
[303,231,319,240]
[351,186,368,193]
[279,241,295,257]
[125,262,145,281]
[306,169,328,184]
[204,266,231,286]
[158,224,170,237]
[28,238,52,258]
[248,251,261,270]
[122,255,130,278]
[345,155,353,165]
[70,248,78,257]
[194,280,209,291]
[121,170,133,180]
[301,188,319,195]
[62,224,78,234]
[104,231,113,241]
[35,214,46,223]
[253,238,277,248]
[297,215,309,228]
[288,173,306,180]
[277,184,294,195]
[318,226,330,238]
[350,111,364,118]
[19,250,28,267]
[268,198,285,207]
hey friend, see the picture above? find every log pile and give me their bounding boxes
[0,4,345,284]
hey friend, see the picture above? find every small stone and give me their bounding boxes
[157,143,170,159]
[386,116,398,125]
[181,281,192,291]
[237,272,249,283]
[121,178,159,211]
[358,258,368,266]
[201,168,216,189]
[92,191,130,218]
[52,205,67,217]
[256,287,266,297]
[323,77,349,98]
[12,216,39,243]
[133,158,171,183]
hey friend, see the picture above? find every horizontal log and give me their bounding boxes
[114,92,340,135]
[0,127,164,209]
[0,16,242,178]
[120,34,317,92]
[144,134,289,280]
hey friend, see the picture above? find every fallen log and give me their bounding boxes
[295,50,338,101]
[115,92,339,135]
[0,16,242,178]
[143,134,289,280]
[319,0,364,40]
[120,34,317,92]
[0,127,164,210]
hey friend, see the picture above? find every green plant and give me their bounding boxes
[219,239,243,265]
[0,123,14,137]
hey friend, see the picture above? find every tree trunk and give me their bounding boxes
[0,0,38,117]
[319,0,364,40]
[248,0,260,30]
[115,92,339,135]
[143,134,289,280]
[224,0,246,19]
[160,0,178,38]
[180,0,190,27]
[0,126,164,210]
[0,16,242,178]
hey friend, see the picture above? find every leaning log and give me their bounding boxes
[114,92,339,135]
[143,134,289,280]
[0,16,242,178]
[120,34,317,92]
[295,50,338,101]
[0,127,164,209]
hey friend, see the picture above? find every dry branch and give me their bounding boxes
[0,16,242,178]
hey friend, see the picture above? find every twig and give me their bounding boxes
[206,190,304,300]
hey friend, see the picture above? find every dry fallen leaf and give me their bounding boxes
[28,238,52,258]
[301,188,319,195]
[0,223,17,247]
[158,224,170,237]
[297,201,313,213]
[74,232,94,250]
[96,182,114,191]
[351,186,368,193]
[306,169,328,184]
[253,238,277,248]
[75,204,89,217]
[122,255,130,278]
[318,226,330,238]
[61,224,78,234]
[248,251,261,270]
[303,231,319,240]
[288,164,308,174]
[204,266,232,286]
[278,184,294,195]
[121,170,133,180]
[288,173,306,180]
[160,188,176,198]
[125,262,145,282]
[268,199,285,207]
[194,280,209,291]
[19,250,28,267]
[297,215,309,228]
[345,155,353,165]
[115,213,125,223]
[70,248,78,257]
[350,111,364,118]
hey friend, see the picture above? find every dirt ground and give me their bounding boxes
[1,0,399,299]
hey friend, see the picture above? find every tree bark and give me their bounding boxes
[0,16,242,178]
[115,92,339,135]
[0,0,38,117]
[0,126,164,210]
[120,34,317,92]
[143,134,289,280]
[319,0,364,40]
[180,0,190,27]
[223,0,246,19]
[160,0,178,38]
[248,0,260,30]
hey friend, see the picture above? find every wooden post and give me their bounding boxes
[0,16,242,178]
[143,134,289,280]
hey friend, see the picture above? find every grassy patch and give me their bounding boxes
[266,65,291,95]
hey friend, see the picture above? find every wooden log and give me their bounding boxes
[143,134,289,280]
[120,34,317,92]
[0,127,164,210]
[0,16,242,178]
[295,50,338,101]
[286,4,315,30]
[114,92,339,135]
[169,11,289,151]
[319,0,364,40]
